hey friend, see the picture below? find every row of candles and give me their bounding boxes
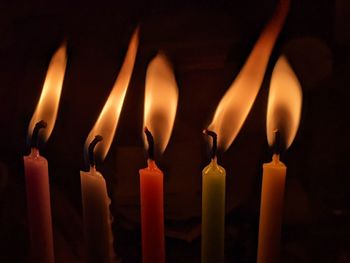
[23,0,301,262]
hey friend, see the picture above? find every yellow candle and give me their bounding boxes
[258,154,286,263]
[202,157,226,263]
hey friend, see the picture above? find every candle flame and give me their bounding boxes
[267,56,302,149]
[85,28,139,161]
[143,53,179,154]
[28,43,67,143]
[208,0,290,151]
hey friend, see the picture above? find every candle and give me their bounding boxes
[203,0,290,261]
[201,130,225,263]
[24,44,67,263]
[80,137,115,263]
[140,53,178,263]
[258,56,302,263]
[140,128,165,263]
[81,28,139,263]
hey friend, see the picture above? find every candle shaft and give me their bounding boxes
[258,154,286,263]
[201,158,226,263]
[24,148,54,263]
[80,167,115,263]
[139,159,165,263]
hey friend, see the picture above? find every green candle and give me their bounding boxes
[202,130,226,263]
[202,157,226,263]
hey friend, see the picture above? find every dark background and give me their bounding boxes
[0,0,349,262]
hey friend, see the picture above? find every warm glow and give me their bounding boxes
[267,56,302,149]
[143,53,178,154]
[208,0,290,151]
[28,43,67,142]
[85,28,139,161]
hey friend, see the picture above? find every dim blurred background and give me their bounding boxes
[0,0,349,262]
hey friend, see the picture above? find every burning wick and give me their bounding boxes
[144,127,155,160]
[88,135,103,167]
[31,120,47,149]
[203,129,217,160]
[273,129,281,155]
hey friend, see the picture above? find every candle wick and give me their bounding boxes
[88,135,103,167]
[31,120,47,149]
[273,129,281,155]
[203,129,217,160]
[144,127,155,160]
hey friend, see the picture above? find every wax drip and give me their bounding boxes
[203,129,217,160]
[144,127,154,160]
[273,129,281,155]
[31,120,47,148]
[88,135,103,167]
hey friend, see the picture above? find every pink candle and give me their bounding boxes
[24,43,67,263]
[24,147,54,263]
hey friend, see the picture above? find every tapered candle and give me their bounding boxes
[258,56,302,263]
[81,136,115,263]
[24,122,54,263]
[203,1,290,261]
[201,130,225,263]
[140,128,165,263]
[81,28,139,263]
[24,44,67,263]
[141,53,178,263]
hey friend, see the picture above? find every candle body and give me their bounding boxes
[80,167,115,263]
[258,154,286,263]
[201,158,226,263]
[24,148,54,263]
[139,159,165,263]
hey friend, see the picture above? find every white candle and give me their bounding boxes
[81,28,139,263]
[80,166,115,263]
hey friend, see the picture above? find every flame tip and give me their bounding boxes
[267,55,302,149]
[143,51,178,154]
[84,24,139,161]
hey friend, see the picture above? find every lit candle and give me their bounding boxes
[140,53,178,263]
[257,56,302,263]
[24,44,67,263]
[80,136,115,263]
[80,28,139,263]
[203,0,290,261]
[201,130,225,263]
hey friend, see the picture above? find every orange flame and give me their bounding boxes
[267,56,302,149]
[28,43,67,142]
[143,53,179,154]
[208,0,290,151]
[85,28,139,161]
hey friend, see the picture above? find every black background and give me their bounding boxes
[0,0,349,262]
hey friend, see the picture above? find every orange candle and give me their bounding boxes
[140,53,178,263]
[258,56,302,263]
[139,129,165,263]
